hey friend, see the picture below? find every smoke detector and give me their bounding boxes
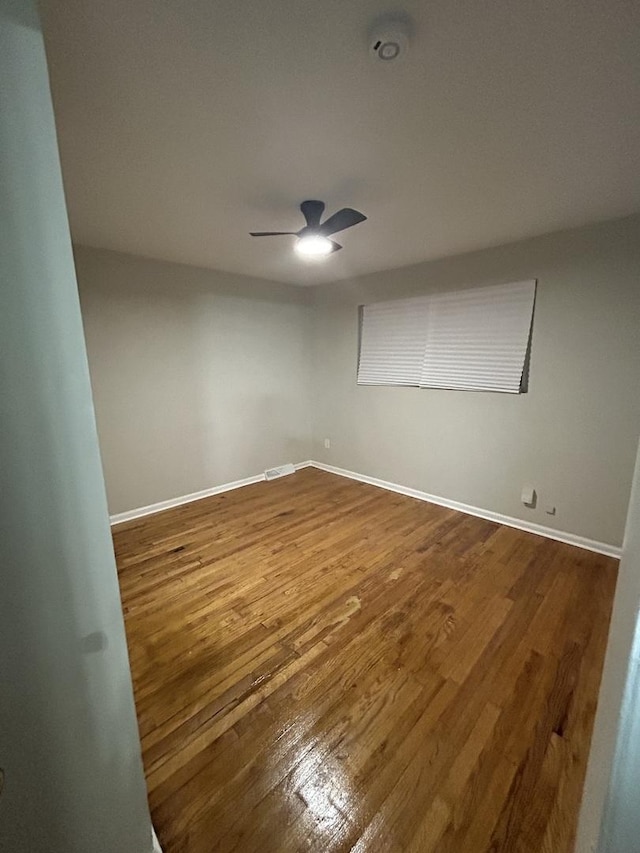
[369,15,412,63]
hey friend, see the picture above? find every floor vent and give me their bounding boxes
[264,463,296,481]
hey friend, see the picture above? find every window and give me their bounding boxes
[357,280,536,393]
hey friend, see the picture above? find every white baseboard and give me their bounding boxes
[109,461,313,526]
[310,461,622,559]
[151,827,162,853]
[109,458,621,558]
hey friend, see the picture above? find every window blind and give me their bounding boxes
[357,280,536,393]
[420,280,536,393]
[357,296,430,386]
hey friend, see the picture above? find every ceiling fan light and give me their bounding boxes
[295,234,333,258]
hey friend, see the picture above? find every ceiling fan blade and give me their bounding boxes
[329,240,343,252]
[320,208,367,236]
[300,200,325,228]
[249,231,297,237]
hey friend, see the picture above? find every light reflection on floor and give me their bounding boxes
[292,746,355,842]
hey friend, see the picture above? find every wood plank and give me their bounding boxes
[113,467,617,852]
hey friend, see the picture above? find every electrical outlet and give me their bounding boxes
[324,438,331,449]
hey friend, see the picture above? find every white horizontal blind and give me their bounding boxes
[357,296,430,386]
[358,280,536,392]
[419,280,536,393]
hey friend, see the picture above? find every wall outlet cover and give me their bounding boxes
[521,485,536,507]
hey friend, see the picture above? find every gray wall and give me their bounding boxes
[76,216,640,545]
[310,215,640,547]
[0,2,153,850]
[75,246,313,515]
[576,441,640,852]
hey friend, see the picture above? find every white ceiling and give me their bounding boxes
[41,0,640,286]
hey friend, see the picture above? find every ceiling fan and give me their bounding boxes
[250,200,367,257]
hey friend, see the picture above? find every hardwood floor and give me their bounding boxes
[113,467,618,853]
